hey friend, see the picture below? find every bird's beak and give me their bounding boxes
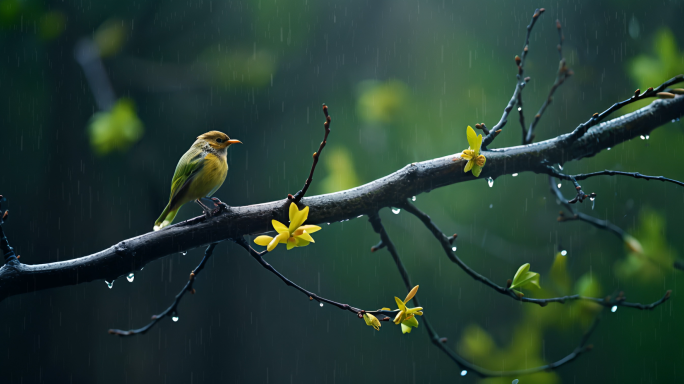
[227,139,242,145]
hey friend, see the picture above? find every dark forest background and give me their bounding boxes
[1,0,683,383]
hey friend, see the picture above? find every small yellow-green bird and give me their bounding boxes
[153,131,241,231]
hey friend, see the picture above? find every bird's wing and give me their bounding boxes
[167,147,206,208]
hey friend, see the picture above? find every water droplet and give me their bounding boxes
[611,305,617,313]
[327,223,330,225]
[561,250,568,256]
[392,208,401,214]
[517,107,522,112]
[640,135,645,140]
[512,173,519,177]
[451,246,457,252]
[105,280,114,289]
[357,215,363,218]
[182,251,187,256]
[489,204,493,208]
[411,196,416,202]
[487,177,494,187]
[645,134,650,140]
[512,380,519,384]
[172,316,179,322]
[557,163,563,170]
[557,183,562,189]
[319,302,324,307]
[607,147,611,150]
[673,119,677,123]
[590,196,595,201]
[126,273,135,283]
[461,370,468,377]
[591,199,596,210]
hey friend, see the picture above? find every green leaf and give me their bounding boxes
[88,98,144,155]
[510,263,541,290]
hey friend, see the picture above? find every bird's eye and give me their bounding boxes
[216,138,224,143]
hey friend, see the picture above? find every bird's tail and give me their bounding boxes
[153,203,179,231]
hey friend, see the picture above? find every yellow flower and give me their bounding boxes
[392,285,424,334]
[363,313,381,331]
[509,263,541,295]
[254,203,321,251]
[460,125,486,177]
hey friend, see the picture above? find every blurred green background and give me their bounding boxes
[1,0,683,383]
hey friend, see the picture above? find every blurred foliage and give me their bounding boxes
[196,47,277,88]
[94,19,128,58]
[87,98,144,155]
[458,322,560,384]
[356,80,410,124]
[318,147,361,193]
[615,209,677,284]
[628,29,684,91]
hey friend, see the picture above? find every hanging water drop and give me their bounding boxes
[461,370,468,377]
[512,380,519,384]
[181,251,187,256]
[411,196,416,201]
[489,204,493,209]
[487,177,494,187]
[357,215,363,218]
[105,280,114,289]
[640,135,645,140]
[319,302,324,307]
[590,196,596,210]
[512,173,518,177]
[172,315,179,322]
[645,134,650,140]
[607,147,611,150]
[451,246,457,252]
[561,250,567,256]
[557,163,563,170]
[611,305,617,313]
[557,183,562,189]
[126,273,135,283]
[392,208,401,214]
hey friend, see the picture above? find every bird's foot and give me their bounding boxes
[210,197,229,214]
[197,197,229,218]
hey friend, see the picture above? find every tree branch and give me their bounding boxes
[1,92,682,302]
[290,104,331,203]
[108,243,218,336]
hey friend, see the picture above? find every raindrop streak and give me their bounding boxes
[126,273,135,283]
[611,305,617,313]
[451,246,457,252]
[319,302,324,307]
[172,316,179,322]
[561,250,568,256]
[392,208,401,214]
[105,280,114,289]
[590,196,596,210]
[512,173,519,177]
[461,370,468,377]
[487,177,494,187]
[411,196,417,202]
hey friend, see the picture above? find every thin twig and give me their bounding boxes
[563,75,684,144]
[566,170,684,188]
[0,196,17,264]
[400,200,669,310]
[291,104,331,203]
[482,8,544,150]
[231,236,395,318]
[369,210,605,377]
[108,243,218,336]
[525,19,572,144]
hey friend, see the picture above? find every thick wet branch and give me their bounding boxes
[0,92,682,302]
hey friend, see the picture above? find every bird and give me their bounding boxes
[153,131,241,231]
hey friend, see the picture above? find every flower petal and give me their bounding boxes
[288,202,298,222]
[466,125,478,149]
[401,323,412,334]
[298,225,321,234]
[272,220,289,235]
[393,310,405,324]
[295,231,315,243]
[295,237,311,247]
[471,164,482,177]
[267,233,288,252]
[254,235,274,246]
[402,316,419,328]
[289,205,309,233]
[460,149,474,161]
[286,237,297,250]
[363,313,381,331]
[464,160,474,173]
[394,296,407,312]
[403,285,419,304]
